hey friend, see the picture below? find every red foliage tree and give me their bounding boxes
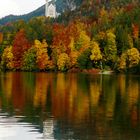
[132,24,139,39]
[0,32,3,43]
[12,29,31,69]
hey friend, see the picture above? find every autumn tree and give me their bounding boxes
[90,41,102,62]
[22,47,37,71]
[1,46,13,70]
[69,51,79,68]
[132,24,140,49]
[118,52,127,71]
[104,30,117,67]
[75,30,90,52]
[68,37,79,68]
[90,40,102,68]
[51,23,76,67]
[12,29,31,69]
[57,53,70,71]
[52,24,69,58]
[127,48,140,68]
[118,48,140,72]
[0,32,3,44]
[34,40,49,70]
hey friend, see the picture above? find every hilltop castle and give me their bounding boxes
[45,0,57,18]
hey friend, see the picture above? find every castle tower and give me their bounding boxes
[45,0,56,18]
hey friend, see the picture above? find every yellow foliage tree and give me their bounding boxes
[34,40,49,70]
[118,48,140,70]
[57,53,70,71]
[127,48,140,68]
[68,37,80,68]
[75,30,90,52]
[68,37,75,51]
[69,51,79,68]
[118,52,127,70]
[1,46,13,69]
[90,41,102,62]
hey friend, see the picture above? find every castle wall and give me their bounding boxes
[45,1,56,18]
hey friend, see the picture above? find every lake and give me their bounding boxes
[0,72,140,140]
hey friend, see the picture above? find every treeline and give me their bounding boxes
[0,0,140,73]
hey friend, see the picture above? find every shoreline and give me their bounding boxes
[0,68,139,75]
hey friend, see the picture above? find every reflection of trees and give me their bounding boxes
[127,76,140,128]
[51,73,91,123]
[127,76,139,108]
[11,72,26,110]
[0,72,13,110]
[113,75,140,139]
[0,72,140,139]
[90,75,101,107]
[2,72,13,100]
[34,73,49,108]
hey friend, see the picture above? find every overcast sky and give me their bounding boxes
[0,0,46,18]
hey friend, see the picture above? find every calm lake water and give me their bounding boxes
[0,72,140,140]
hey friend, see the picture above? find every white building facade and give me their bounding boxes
[45,0,57,18]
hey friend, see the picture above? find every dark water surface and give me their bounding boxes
[0,72,140,140]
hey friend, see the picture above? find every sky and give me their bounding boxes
[0,0,45,18]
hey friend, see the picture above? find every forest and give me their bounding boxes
[0,0,140,73]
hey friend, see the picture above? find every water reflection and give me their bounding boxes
[0,72,140,139]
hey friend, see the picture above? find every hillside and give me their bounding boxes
[0,5,45,25]
[0,0,82,25]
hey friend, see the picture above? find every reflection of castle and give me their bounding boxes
[45,0,57,18]
[43,119,55,139]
